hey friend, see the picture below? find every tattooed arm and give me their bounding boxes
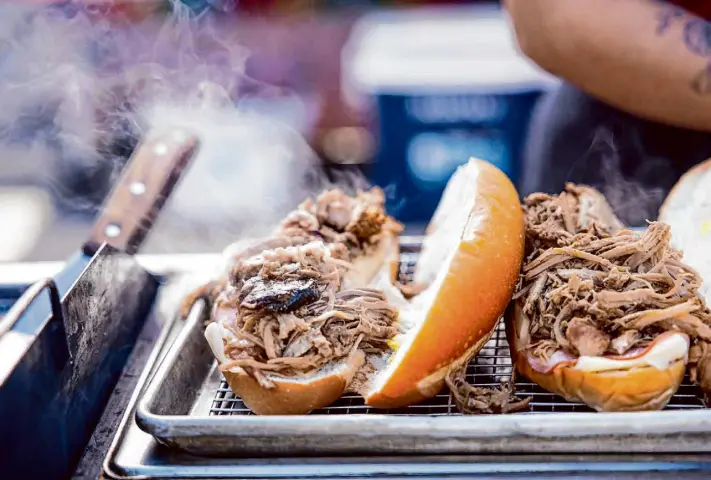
[504,0,711,131]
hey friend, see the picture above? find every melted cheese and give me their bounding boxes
[573,333,689,372]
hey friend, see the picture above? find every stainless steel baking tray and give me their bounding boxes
[135,238,711,457]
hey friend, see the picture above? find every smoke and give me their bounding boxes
[574,127,666,227]
[0,3,373,255]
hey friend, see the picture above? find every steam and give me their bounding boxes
[0,6,106,211]
[576,127,666,227]
[0,3,373,255]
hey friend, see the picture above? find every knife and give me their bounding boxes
[0,128,199,371]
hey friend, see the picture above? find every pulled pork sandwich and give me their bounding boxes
[506,184,711,412]
[197,157,526,414]
[204,241,399,414]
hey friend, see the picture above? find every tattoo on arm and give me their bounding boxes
[656,4,711,95]
[657,5,685,34]
[683,19,711,56]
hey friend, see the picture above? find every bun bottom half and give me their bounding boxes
[506,302,687,412]
[222,351,365,416]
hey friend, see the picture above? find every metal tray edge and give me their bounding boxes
[102,304,185,479]
[134,299,206,437]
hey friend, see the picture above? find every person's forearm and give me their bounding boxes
[504,0,711,131]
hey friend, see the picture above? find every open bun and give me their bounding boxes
[361,158,525,408]
[205,158,525,414]
[659,158,711,304]
[506,301,689,412]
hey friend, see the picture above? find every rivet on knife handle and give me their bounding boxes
[84,130,200,256]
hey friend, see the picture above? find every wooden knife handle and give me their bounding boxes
[84,129,200,256]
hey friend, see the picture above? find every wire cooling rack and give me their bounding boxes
[210,242,707,416]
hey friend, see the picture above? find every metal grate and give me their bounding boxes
[210,244,707,416]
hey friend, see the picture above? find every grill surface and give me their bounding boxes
[210,246,707,416]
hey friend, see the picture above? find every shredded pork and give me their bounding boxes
[523,183,624,253]
[444,332,532,415]
[184,188,401,387]
[181,188,401,315]
[219,242,399,386]
[274,187,402,263]
[446,369,532,414]
[516,184,711,396]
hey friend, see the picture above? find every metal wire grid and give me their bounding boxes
[210,244,707,416]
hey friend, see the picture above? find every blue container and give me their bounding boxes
[373,90,543,222]
[343,5,557,223]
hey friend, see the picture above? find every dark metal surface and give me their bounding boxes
[134,240,711,457]
[0,245,159,479]
[0,277,63,340]
[73,301,170,480]
[12,251,93,334]
[0,278,68,393]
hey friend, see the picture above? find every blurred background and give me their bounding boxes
[0,0,555,263]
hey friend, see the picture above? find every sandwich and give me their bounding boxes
[506,184,711,411]
[194,158,527,414]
